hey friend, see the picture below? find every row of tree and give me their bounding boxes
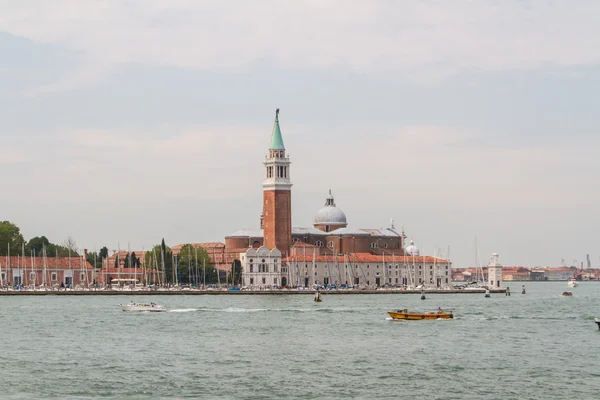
[0,221,81,257]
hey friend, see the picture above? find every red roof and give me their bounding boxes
[0,256,94,270]
[283,253,449,263]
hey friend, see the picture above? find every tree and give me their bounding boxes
[46,243,76,257]
[131,252,140,268]
[229,259,242,286]
[85,246,110,269]
[26,236,50,255]
[123,252,130,269]
[62,236,79,256]
[0,221,25,256]
[176,244,212,285]
[99,247,109,260]
[144,240,174,284]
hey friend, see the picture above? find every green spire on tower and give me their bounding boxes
[269,108,285,150]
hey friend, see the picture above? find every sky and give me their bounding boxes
[1,0,599,268]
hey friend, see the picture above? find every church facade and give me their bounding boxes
[227,110,450,289]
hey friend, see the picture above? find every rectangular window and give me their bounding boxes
[250,278,254,285]
[51,273,58,281]
[80,273,86,281]
[30,272,36,280]
[0,272,5,281]
[262,277,266,284]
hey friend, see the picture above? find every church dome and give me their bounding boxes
[404,240,420,256]
[313,190,347,225]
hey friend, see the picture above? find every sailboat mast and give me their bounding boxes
[194,248,198,288]
[31,249,35,288]
[312,248,316,287]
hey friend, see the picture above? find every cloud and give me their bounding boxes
[1,0,599,91]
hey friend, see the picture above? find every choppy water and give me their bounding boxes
[0,282,599,399]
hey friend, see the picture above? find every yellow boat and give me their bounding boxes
[388,309,454,320]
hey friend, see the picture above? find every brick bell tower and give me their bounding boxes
[262,108,292,256]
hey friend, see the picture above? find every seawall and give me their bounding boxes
[0,288,506,296]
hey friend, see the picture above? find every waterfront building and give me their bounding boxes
[0,256,94,288]
[502,266,531,281]
[240,246,282,286]
[543,267,575,281]
[233,109,450,289]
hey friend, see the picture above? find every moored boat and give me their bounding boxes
[121,302,167,312]
[388,308,453,320]
[567,278,578,288]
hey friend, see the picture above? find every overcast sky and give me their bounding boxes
[1,0,599,268]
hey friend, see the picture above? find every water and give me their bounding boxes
[0,282,599,399]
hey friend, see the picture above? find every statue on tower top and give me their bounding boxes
[276,108,280,120]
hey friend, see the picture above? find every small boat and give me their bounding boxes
[121,302,167,312]
[595,318,600,330]
[388,309,453,320]
[567,278,578,288]
[561,291,573,297]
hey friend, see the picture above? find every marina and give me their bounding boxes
[0,287,507,295]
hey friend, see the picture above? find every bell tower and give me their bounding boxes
[262,109,292,256]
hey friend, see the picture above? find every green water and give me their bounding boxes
[0,282,599,399]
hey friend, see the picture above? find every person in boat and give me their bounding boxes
[437,307,443,313]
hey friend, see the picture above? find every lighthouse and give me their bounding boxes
[487,253,503,289]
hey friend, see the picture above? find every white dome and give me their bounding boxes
[404,240,420,256]
[313,190,347,226]
[314,206,347,225]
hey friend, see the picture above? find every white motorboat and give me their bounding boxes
[121,302,167,312]
[567,278,578,288]
[595,318,600,330]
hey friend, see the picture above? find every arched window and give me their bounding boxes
[384,243,388,248]
[315,240,323,247]
[328,241,334,248]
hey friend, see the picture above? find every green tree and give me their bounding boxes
[46,243,76,257]
[0,221,25,256]
[144,241,174,284]
[229,259,242,286]
[26,236,50,256]
[176,244,212,285]
[99,247,109,260]
[123,252,130,268]
[131,252,140,268]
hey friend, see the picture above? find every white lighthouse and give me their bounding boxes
[487,253,503,289]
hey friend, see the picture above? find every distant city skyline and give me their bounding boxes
[1,1,599,268]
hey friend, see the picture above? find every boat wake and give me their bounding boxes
[168,308,201,313]
[198,307,367,313]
